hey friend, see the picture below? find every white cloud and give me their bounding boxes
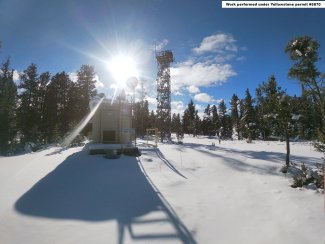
[169,33,240,93]
[151,39,169,51]
[171,61,236,92]
[193,33,238,55]
[94,74,104,88]
[68,72,78,83]
[173,91,184,96]
[194,93,214,103]
[236,56,246,61]
[214,54,236,63]
[187,85,200,94]
[13,70,20,82]
[171,100,185,115]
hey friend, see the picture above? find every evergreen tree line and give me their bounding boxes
[168,77,304,143]
[133,100,156,137]
[133,36,325,160]
[1,35,324,159]
[134,76,307,143]
[0,58,97,154]
[177,76,318,142]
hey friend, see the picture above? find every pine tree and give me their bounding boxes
[38,71,51,142]
[0,58,17,153]
[257,76,300,165]
[171,113,177,132]
[140,100,150,136]
[297,92,317,139]
[276,93,299,165]
[202,104,213,136]
[134,102,141,137]
[256,75,282,140]
[55,72,73,134]
[230,94,240,139]
[193,110,201,137]
[255,87,268,140]
[238,99,245,135]
[17,63,45,144]
[241,89,256,142]
[43,78,57,143]
[148,110,156,129]
[172,113,184,143]
[143,100,150,131]
[44,72,81,143]
[134,99,150,137]
[76,65,97,121]
[290,95,303,138]
[187,99,196,122]
[182,110,190,134]
[182,100,196,135]
[218,100,232,139]
[66,82,81,127]
[285,36,325,153]
[211,104,220,138]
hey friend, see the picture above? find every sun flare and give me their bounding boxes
[107,54,138,85]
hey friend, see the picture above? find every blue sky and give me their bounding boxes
[1,0,325,116]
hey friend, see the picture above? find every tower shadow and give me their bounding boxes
[15,150,196,244]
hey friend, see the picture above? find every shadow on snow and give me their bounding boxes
[140,147,188,179]
[177,141,321,176]
[15,150,196,244]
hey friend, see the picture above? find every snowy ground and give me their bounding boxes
[0,135,324,244]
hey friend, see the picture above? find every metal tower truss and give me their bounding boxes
[156,50,174,141]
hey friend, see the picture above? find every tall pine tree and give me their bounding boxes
[241,89,256,142]
[285,36,325,153]
[230,94,240,139]
[211,104,220,138]
[172,113,184,143]
[76,65,97,121]
[276,93,299,165]
[202,104,213,136]
[182,99,196,135]
[256,75,282,140]
[218,100,232,139]
[0,58,17,153]
[38,71,51,142]
[17,63,46,143]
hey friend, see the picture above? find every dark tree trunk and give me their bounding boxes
[285,129,290,166]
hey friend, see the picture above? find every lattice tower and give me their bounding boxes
[156,50,174,141]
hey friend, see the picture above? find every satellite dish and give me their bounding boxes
[126,76,138,90]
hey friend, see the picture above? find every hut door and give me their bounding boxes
[103,130,116,143]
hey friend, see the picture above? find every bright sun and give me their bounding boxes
[107,54,138,85]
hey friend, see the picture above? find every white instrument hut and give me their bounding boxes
[89,98,134,146]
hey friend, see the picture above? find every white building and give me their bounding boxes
[87,98,136,155]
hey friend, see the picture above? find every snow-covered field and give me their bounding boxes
[0,135,324,244]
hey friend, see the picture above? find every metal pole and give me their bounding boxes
[134,87,137,147]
